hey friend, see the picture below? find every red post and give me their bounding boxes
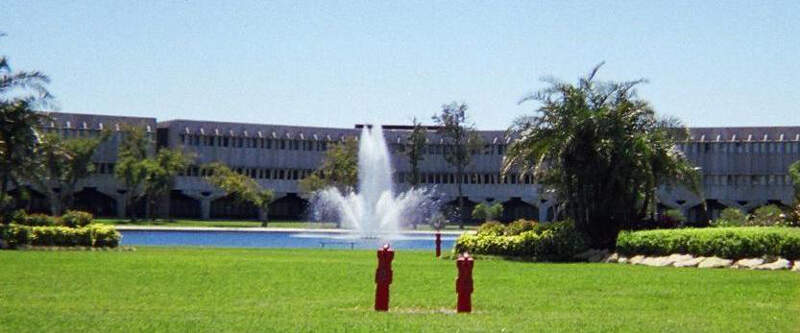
[374,243,394,311]
[435,232,442,258]
[456,252,474,313]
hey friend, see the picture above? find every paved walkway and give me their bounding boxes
[114,225,468,235]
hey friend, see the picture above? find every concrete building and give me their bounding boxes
[15,112,800,223]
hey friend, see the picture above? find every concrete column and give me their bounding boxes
[537,203,548,222]
[115,195,127,219]
[201,198,211,220]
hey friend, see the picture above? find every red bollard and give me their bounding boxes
[374,243,394,311]
[456,252,474,313]
[435,232,442,258]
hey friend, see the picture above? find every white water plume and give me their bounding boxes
[310,125,438,238]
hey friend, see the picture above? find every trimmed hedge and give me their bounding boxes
[20,213,58,226]
[1,224,121,248]
[455,221,588,261]
[616,227,800,260]
[61,210,94,228]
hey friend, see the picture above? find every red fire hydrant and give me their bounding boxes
[435,232,442,258]
[456,252,474,313]
[374,243,394,311]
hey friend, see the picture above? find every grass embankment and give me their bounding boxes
[1,248,798,332]
[95,218,477,231]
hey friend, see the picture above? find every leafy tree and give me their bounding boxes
[33,132,108,215]
[299,138,358,193]
[205,163,274,226]
[503,64,699,249]
[791,160,800,223]
[114,126,151,219]
[0,33,52,220]
[432,102,484,228]
[405,117,427,186]
[472,202,504,222]
[142,148,193,219]
[790,160,800,201]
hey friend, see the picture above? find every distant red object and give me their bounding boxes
[374,243,394,311]
[456,252,474,313]
[435,232,442,258]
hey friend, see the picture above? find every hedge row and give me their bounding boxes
[1,224,121,248]
[454,221,589,261]
[616,227,800,260]
[7,210,94,227]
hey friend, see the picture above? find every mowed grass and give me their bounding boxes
[94,218,478,231]
[1,248,798,332]
[94,218,337,229]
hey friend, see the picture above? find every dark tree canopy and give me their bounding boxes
[0,34,53,220]
[503,64,700,248]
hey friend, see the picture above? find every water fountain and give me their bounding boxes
[310,124,438,239]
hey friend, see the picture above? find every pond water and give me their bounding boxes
[120,230,460,250]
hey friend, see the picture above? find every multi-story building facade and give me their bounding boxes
[15,112,800,224]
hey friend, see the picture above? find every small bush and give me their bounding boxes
[477,221,505,236]
[456,220,588,261]
[616,227,800,260]
[472,203,504,222]
[61,210,94,228]
[658,209,685,228]
[505,219,538,235]
[20,214,57,227]
[0,224,121,248]
[748,205,789,227]
[711,207,747,227]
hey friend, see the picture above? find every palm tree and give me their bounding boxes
[502,64,699,248]
[0,35,53,219]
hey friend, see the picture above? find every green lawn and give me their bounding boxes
[94,218,478,231]
[94,218,337,229]
[1,248,798,332]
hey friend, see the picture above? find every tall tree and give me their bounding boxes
[0,33,52,220]
[34,132,108,215]
[790,160,800,222]
[114,126,151,220]
[298,138,358,193]
[790,160,800,202]
[142,148,193,219]
[503,64,699,248]
[205,162,274,226]
[405,117,427,187]
[432,102,483,228]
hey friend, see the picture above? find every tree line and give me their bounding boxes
[4,33,798,248]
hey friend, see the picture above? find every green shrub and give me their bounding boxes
[60,210,94,228]
[0,224,121,248]
[748,205,789,226]
[505,219,538,235]
[711,207,747,227]
[20,214,57,227]
[472,203,504,222]
[477,221,505,236]
[456,220,588,261]
[659,209,686,228]
[616,227,800,260]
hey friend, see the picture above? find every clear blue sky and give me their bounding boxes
[3,1,799,129]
